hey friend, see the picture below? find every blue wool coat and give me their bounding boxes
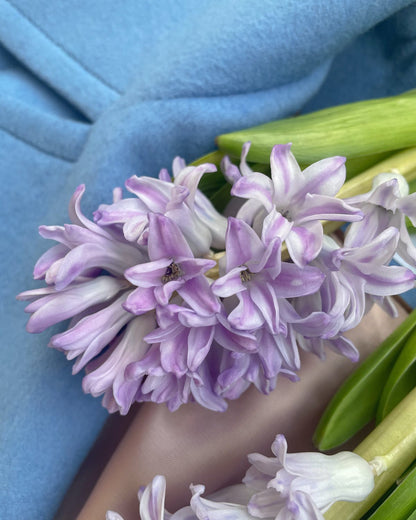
[1,1,416,517]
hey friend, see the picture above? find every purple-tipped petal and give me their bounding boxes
[139,475,167,520]
[26,277,125,333]
[178,277,221,315]
[270,143,301,199]
[160,331,188,377]
[215,316,258,353]
[68,184,114,239]
[172,156,187,176]
[82,314,155,414]
[286,222,323,267]
[174,163,216,208]
[124,286,158,315]
[262,209,293,245]
[362,265,415,296]
[33,244,69,279]
[187,325,215,371]
[249,281,281,334]
[54,242,134,290]
[212,267,246,298]
[397,192,416,225]
[190,377,228,413]
[222,155,242,184]
[124,258,171,287]
[231,174,274,214]
[17,285,57,301]
[228,290,264,331]
[148,213,193,259]
[272,263,324,298]
[125,176,170,212]
[178,257,216,279]
[328,336,359,362]
[51,292,131,360]
[299,156,346,199]
[94,197,147,227]
[225,218,264,270]
[296,193,362,224]
[240,141,254,176]
[165,185,190,211]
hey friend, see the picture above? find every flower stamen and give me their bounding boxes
[161,261,183,283]
[240,268,252,283]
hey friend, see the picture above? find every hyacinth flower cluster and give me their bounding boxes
[18,143,416,414]
[106,434,375,520]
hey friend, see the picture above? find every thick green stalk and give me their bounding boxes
[217,90,416,164]
[324,386,416,520]
[366,464,416,519]
[337,147,416,199]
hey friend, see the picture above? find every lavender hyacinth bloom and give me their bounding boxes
[124,213,219,315]
[17,185,155,414]
[17,184,232,414]
[215,326,300,400]
[294,229,415,360]
[212,217,325,334]
[328,228,415,313]
[139,301,258,378]
[125,300,259,411]
[95,158,227,255]
[19,144,416,415]
[345,172,416,266]
[81,313,156,414]
[292,267,360,363]
[227,143,362,266]
[244,434,374,520]
[107,437,375,520]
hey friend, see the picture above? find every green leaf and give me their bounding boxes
[190,150,224,168]
[197,170,229,200]
[406,509,416,519]
[377,327,416,423]
[217,90,416,165]
[314,308,416,451]
[342,151,394,180]
[208,183,232,214]
[407,176,416,194]
[366,465,416,520]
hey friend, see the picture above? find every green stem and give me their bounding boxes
[337,147,416,199]
[369,428,416,476]
[324,386,416,520]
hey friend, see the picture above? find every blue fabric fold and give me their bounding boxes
[1,1,416,517]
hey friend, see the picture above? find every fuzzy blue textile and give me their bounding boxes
[1,1,416,517]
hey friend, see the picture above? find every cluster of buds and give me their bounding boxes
[18,144,416,414]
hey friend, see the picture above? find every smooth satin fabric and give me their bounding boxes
[1,1,416,517]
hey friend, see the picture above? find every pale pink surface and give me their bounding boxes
[70,302,408,520]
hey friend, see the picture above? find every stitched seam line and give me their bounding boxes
[0,124,74,162]
[4,0,122,94]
